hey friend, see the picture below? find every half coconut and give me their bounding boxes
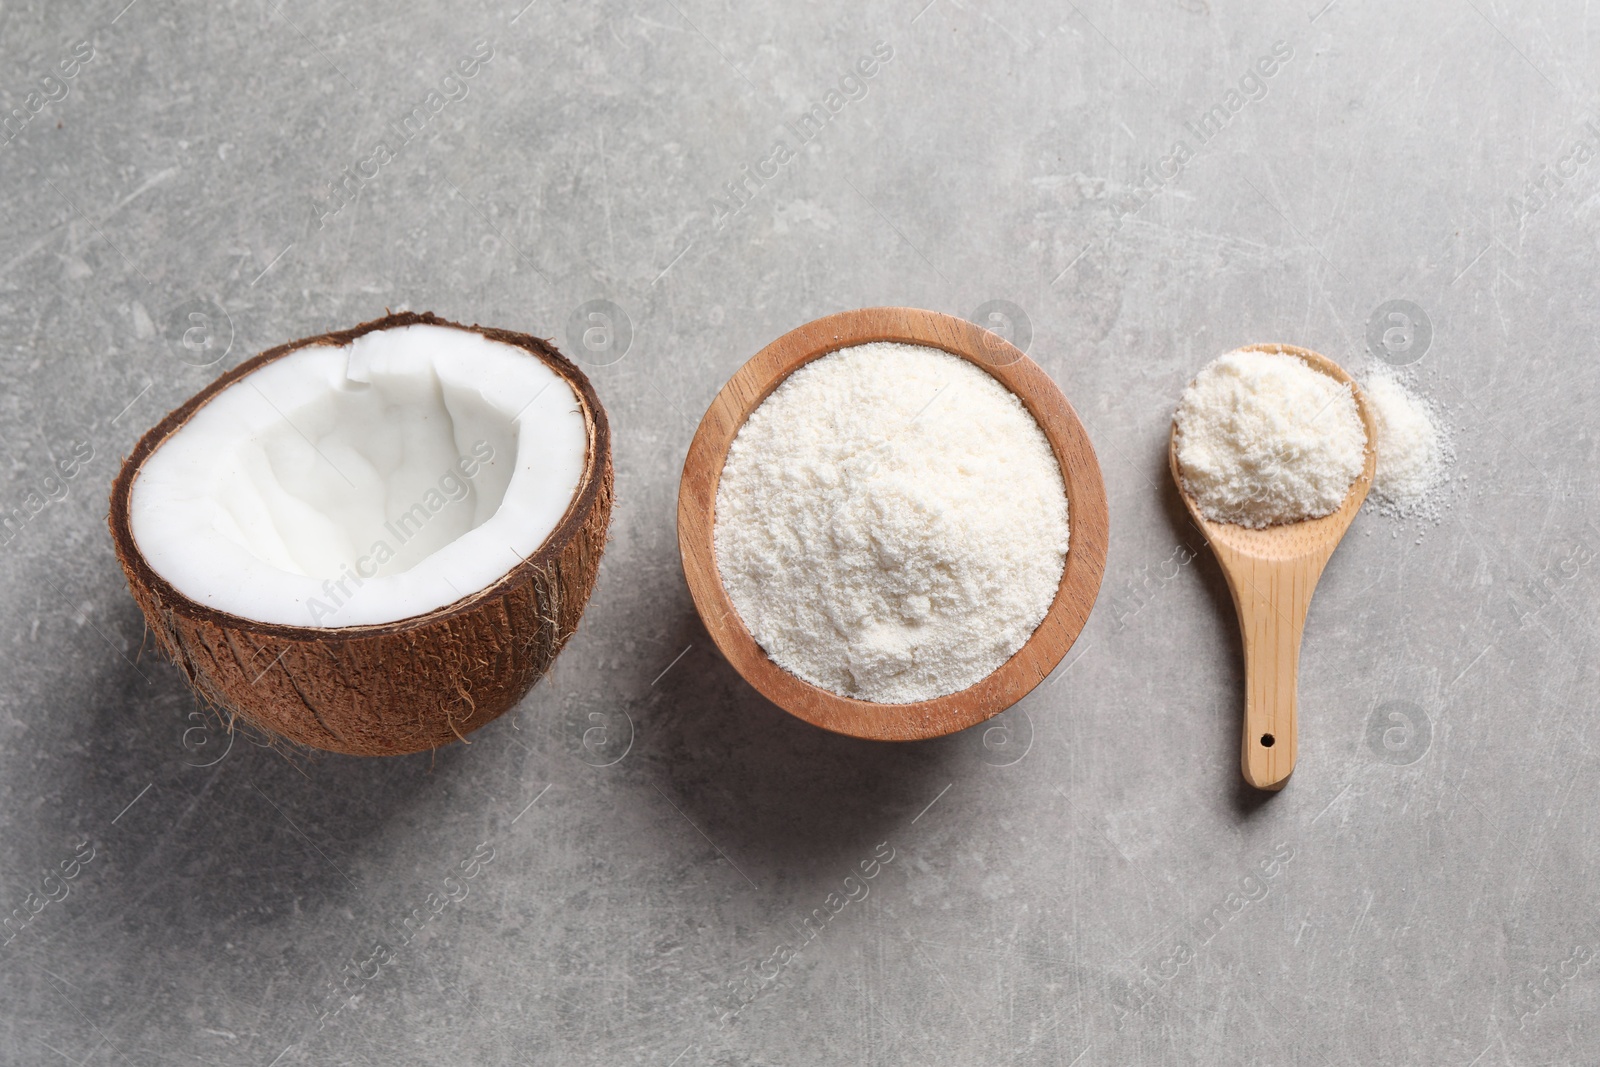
[109,312,613,756]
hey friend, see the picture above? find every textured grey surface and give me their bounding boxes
[2,0,1598,1063]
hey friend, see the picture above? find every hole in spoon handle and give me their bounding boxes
[1232,560,1312,792]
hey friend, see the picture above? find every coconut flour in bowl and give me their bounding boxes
[713,342,1070,704]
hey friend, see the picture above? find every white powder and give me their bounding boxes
[1360,369,1453,518]
[1173,348,1367,528]
[714,342,1070,704]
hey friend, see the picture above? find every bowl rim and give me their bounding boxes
[676,306,1109,741]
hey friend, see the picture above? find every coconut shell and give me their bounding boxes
[108,312,613,756]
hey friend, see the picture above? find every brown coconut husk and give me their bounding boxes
[108,311,613,756]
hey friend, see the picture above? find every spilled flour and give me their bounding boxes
[1360,369,1454,519]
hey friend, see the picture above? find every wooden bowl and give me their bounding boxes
[677,307,1109,741]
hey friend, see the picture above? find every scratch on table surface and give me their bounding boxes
[1447,644,1493,689]
[1293,910,1314,946]
[861,935,910,1048]
[0,226,67,280]
[1137,224,1281,263]
[1507,758,1583,914]
[598,128,615,267]
[632,13,692,33]
[1345,888,1375,950]
[908,936,1080,969]
[1390,875,1426,950]
[1309,783,1350,825]
[908,935,982,1040]
[1317,282,1365,360]
[0,168,178,281]
[1464,1036,1504,1067]
[102,166,180,222]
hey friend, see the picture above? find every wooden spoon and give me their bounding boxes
[1169,344,1376,791]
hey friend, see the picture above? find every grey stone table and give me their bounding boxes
[2,0,1596,1063]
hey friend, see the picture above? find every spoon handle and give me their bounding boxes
[1224,553,1318,791]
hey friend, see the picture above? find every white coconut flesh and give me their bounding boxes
[129,324,588,628]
